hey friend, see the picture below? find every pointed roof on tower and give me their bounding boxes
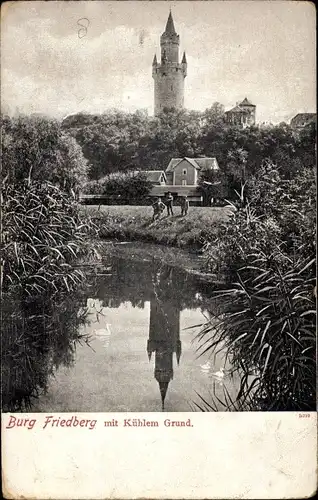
[176,340,182,365]
[182,51,187,63]
[240,97,255,107]
[164,11,176,35]
[155,367,173,411]
[159,381,169,410]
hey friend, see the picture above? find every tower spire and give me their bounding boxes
[164,10,176,35]
[176,340,182,365]
[182,51,187,64]
[159,381,169,410]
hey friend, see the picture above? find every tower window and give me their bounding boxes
[182,169,187,175]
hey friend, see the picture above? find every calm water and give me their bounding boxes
[31,246,240,412]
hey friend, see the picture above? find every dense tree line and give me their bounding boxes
[62,105,316,198]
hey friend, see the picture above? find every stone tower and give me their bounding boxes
[152,12,187,116]
[147,266,182,410]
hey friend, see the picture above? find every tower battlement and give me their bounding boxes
[152,12,187,115]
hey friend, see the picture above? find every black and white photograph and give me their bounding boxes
[1,0,316,418]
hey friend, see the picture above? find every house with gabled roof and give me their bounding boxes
[165,157,219,186]
[149,156,220,205]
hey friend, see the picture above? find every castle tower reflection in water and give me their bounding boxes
[147,289,181,410]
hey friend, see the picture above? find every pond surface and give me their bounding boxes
[32,244,240,412]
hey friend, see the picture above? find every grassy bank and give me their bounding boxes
[83,205,231,249]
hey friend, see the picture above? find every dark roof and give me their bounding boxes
[182,52,187,63]
[166,157,219,172]
[225,105,250,115]
[290,113,316,125]
[164,11,176,35]
[143,170,167,182]
[225,98,256,114]
[240,97,255,107]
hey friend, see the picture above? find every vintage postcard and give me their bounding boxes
[1,0,317,498]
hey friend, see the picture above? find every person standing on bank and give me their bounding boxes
[180,195,189,216]
[166,192,174,216]
[152,197,166,222]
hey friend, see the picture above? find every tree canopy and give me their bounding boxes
[61,106,316,200]
[2,115,88,192]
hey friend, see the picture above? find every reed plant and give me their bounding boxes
[2,177,98,297]
[197,162,316,411]
[1,177,98,410]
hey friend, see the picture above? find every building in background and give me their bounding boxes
[149,156,220,205]
[225,98,256,127]
[165,157,219,186]
[290,113,316,129]
[152,12,187,116]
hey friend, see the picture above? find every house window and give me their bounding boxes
[182,169,187,175]
[182,180,187,186]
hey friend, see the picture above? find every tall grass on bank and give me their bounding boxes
[196,248,316,411]
[196,164,316,411]
[1,177,98,410]
[2,178,98,296]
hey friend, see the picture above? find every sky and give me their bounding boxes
[1,0,316,123]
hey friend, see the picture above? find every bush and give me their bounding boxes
[2,114,88,193]
[82,171,152,202]
[206,162,315,279]
[81,179,104,195]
